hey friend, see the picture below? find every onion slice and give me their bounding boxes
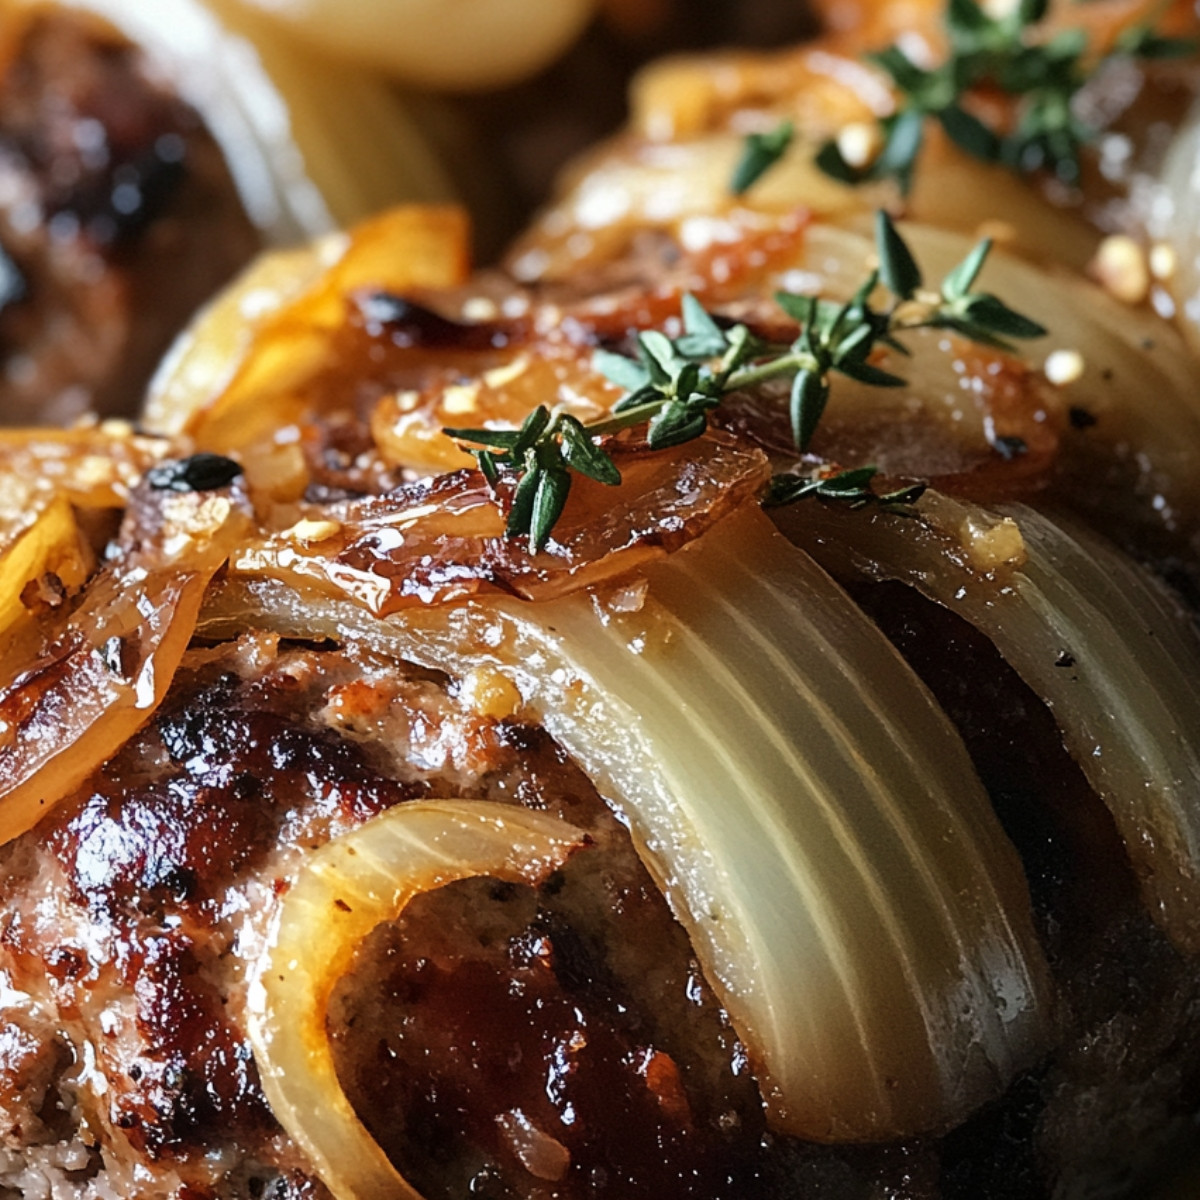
[779,492,1200,952]
[207,504,1051,1141]
[232,432,769,609]
[733,220,1200,547]
[143,205,472,464]
[246,799,585,1200]
[0,486,93,645]
[0,478,251,842]
[225,0,597,91]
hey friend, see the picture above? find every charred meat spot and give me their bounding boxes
[331,802,770,1200]
[1069,405,1098,430]
[113,934,274,1153]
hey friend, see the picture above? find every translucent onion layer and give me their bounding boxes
[247,799,585,1200]
[5,0,454,243]
[0,481,250,843]
[225,0,597,91]
[780,492,1200,952]
[207,503,1051,1142]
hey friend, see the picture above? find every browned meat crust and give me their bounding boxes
[0,635,768,1198]
[0,11,259,425]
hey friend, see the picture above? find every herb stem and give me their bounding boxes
[725,352,813,393]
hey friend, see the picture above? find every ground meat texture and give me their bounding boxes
[1,608,1197,1197]
[0,636,773,1198]
[0,11,259,424]
[330,729,768,1200]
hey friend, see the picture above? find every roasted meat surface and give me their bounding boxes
[0,11,258,424]
[0,636,777,1199]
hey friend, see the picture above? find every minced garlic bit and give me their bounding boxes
[836,122,884,171]
[286,517,342,544]
[462,295,499,322]
[958,511,1026,573]
[1090,235,1150,305]
[459,666,522,722]
[441,384,480,415]
[74,455,116,488]
[1043,348,1085,386]
[482,355,530,389]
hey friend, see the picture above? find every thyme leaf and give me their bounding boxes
[731,119,795,195]
[816,0,1195,192]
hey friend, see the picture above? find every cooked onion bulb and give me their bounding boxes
[247,799,585,1200]
[224,0,597,90]
[782,492,1200,953]
[5,0,455,243]
[210,504,1051,1142]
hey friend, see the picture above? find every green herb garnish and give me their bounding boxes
[763,465,928,512]
[445,212,1045,549]
[731,119,796,195]
[816,0,1194,192]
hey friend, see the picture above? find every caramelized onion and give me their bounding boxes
[779,492,1200,952]
[232,431,770,609]
[0,486,93,645]
[0,477,251,843]
[143,206,472,479]
[0,426,168,509]
[208,504,1051,1142]
[246,799,585,1200]
[748,221,1200,543]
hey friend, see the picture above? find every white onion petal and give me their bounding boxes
[780,493,1200,952]
[246,799,585,1200]
[225,0,597,91]
[210,504,1052,1142]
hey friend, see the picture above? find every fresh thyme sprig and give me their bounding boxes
[814,0,1194,192]
[444,212,1046,549]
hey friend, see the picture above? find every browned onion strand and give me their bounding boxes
[232,431,770,609]
[0,483,251,844]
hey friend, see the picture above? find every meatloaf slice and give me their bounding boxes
[0,10,259,425]
[0,634,775,1200]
